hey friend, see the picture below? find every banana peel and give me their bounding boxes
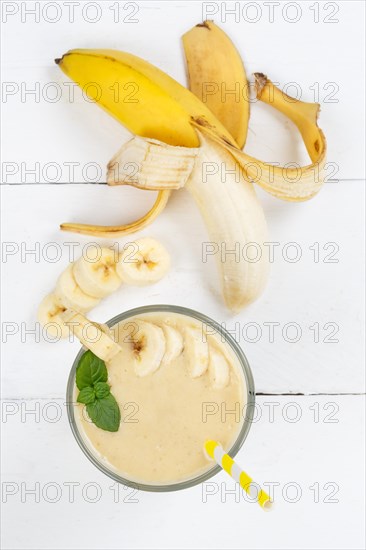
[183,20,250,149]
[57,37,238,238]
[190,74,327,202]
[61,190,171,238]
[55,48,237,149]
[56,21,328,310]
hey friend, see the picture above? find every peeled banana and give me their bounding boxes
[184,326,209,378]
[107,131,269,309]
[38,294,70,339]
[208,347,230,390]
[55,264,100,312]
[60,309,122,362]
[160,324,184,365]
[117,318,229,387]
[38,240,170,337]
[55,22,327,311]
[116,237,171,286]
[73,246,121,298]
[128,320,166,377]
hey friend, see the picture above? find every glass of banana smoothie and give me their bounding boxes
[67,305,255,491]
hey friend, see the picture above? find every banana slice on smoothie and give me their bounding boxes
[60,309,121,361]
[160,324,184,365]
[73,246,121,298]
[129,320,166,377]
[37,293,70,339]
[55,264,100,311]
[184,326,209,378]
[116,238,170,286]
[208,347,230,389]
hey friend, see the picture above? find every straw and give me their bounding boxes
[204,440,273,511]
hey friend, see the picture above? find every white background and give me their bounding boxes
[1,1,365,549]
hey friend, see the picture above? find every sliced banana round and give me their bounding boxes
[59,309,121,362]
[116,237,170,286]
[129,320,166,377]
[55,264,100,312]
[73,246,121,298]
[183,326,209,378]
[37,293,70,339]
[208,347,230,389]
[160,324,184,365]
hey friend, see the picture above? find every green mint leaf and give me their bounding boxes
[94,381,111,399]
[77,386,96,405]
[75,351,120,432]
[76,351,108,390]
[86,394,121,432]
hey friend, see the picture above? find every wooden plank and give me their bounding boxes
[1,1,365,182]
[1,181,364,396]
[1,395,364,550]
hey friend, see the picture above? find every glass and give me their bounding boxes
[66,305,255,492]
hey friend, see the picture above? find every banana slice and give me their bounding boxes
[55,264,100,312]
[73,246,121,298]
[129,320,166,377]
[60,309,121,362]
[208,347,230,389]
[160,324,184,365]
[116,238,170,286]
[37,293,70,339]
[184,326,209,378]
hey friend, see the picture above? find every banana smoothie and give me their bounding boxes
[73,310,248,485]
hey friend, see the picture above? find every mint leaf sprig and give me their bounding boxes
[76,350,121,432]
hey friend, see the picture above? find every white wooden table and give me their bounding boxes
[1,2,365,549]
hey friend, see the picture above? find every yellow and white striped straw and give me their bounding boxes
[204,440,273,511]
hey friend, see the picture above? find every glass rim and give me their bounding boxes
[66,304,256,492]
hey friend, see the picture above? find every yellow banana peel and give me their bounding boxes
[183,20,250,148]
[60,190,171,238]
[56,48,237,149]
[56,21,328,310]
[190,73,327,202]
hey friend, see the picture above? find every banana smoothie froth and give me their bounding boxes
[75,311,247,485]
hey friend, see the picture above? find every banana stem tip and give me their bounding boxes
[196,21,212,28]
[254,72,268,95]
